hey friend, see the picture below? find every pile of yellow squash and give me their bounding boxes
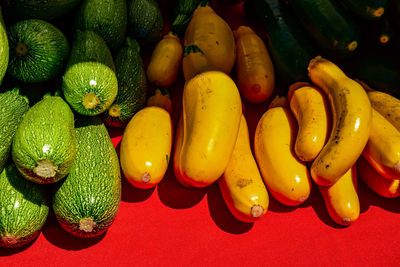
[118,5,400,226]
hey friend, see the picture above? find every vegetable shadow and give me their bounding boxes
[157,166,208,209]
[0,234,38,256]
[206,182,254,234]
[41,210,105,251]
[358,179,400,214]
[121,174,155,203]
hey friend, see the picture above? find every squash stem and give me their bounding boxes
[34,159,58,178]
[1,235,17,246]
[251,205,264,218]
[15,42,29,57]
[82,93,100,110]
[108,104,121,118]
[79,218,96,233]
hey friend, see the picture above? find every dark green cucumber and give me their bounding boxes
[63,62,118,116]
[244,0,317,84]
[171,0,209,35]
[63,30,118,115]
[52,116,121,238]
[12,95,76,184]
[0,7,8,86]
[7,19,69,83]
[127,0,164,43]
[0,88,29,174]
[66,30,115,71]
[75,0,127,51]
[103,38,147,128]
[348,47,400,98]
[288,0,360,55]
[337,0,388,20]
[4,0,81,21]
[0,164,49,248]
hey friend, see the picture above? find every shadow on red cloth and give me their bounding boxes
[157,165,208,209]
[206,182,254,234]
[358,179,400,214]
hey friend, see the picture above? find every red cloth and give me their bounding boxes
[2,1,400,265]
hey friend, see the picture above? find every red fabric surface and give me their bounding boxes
[2,1,400,266]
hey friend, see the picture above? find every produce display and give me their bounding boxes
[1,0,400,251]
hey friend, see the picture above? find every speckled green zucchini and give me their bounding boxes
[103,38,147,128]
[4,0,82,21]
[63,30,118,115]
[53,116,121,238]
[0,88,29,174]
[66,30,115,71]
[0,164,49,248]
[127,0,163,43]
[12,95,76,184]
[0,7,8,86]
[7,19,69,83]
[75,0,127,51]
[62,62,118,116]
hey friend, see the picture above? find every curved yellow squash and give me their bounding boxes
[357,156,400,198]
[319,166,360,226]
[254,98,311,206]
[367,90,400,132]
[184,6,235,76]
[120,106,173,189]
[308,56,372,186]
[288,82,330,162]
[363,109,400,180]
[173,71,242,187]
[147,32,183,87]
[219,114,269,222]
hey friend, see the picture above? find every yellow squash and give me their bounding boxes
[120,106,173,189]
[234,26,274,103]
[367,91,400,132]
[357,156,400,198]
[173,71,242,187]
[308,56,372,186]
[146,88,173,115]
[288,82,330,162]
[147,32,183,87]
[219,114,269,222]
[254,97,312,206]
[319,166,360,226]
[182,45,215,81]
[363,109,400,179]
[183,6,236,76]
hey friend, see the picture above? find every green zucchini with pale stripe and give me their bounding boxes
[0,88,29,174]
[75,0,127,51]
[63,30,118,116]
[53,116,121,238]
[7,19,69,83]
[0,7,8,86]
[12,95,76,184]
[103,37,147,128]
[0,164,49,248]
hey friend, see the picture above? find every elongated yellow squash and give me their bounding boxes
[184,6,235,76]
[173,71,242,187]
[363,109,400,179]
[319,166,360,226]
[254,97,311,206]
[288,82,330,162]
[219,114,269,222]
[357,156,400,198]
[147,32,183,87]
[120,106,173,189]
[308,56,372,186]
